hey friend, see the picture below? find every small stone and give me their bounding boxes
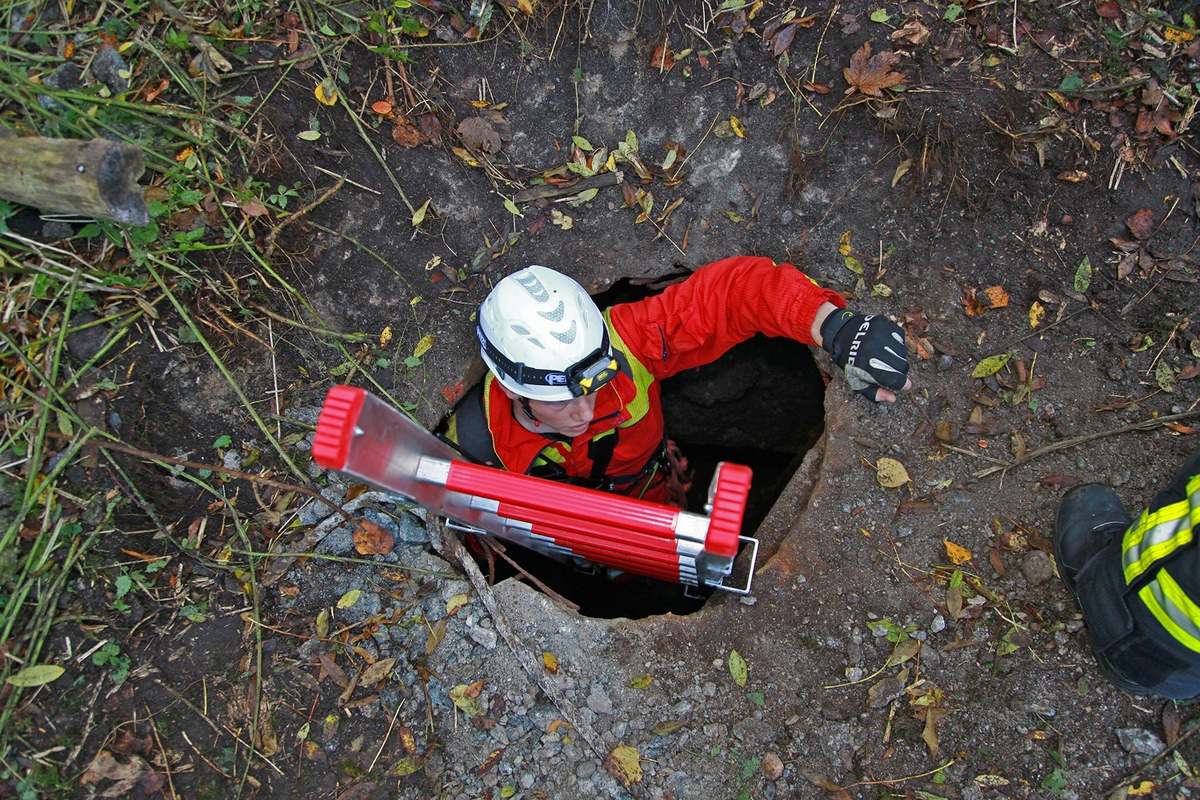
[1020,550,1056,586]
[762,752,785,781]
[1116,727,1163,756]
[586,683,613,715]
[468,625,498,650]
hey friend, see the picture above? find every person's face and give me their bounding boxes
[506,390,598,438]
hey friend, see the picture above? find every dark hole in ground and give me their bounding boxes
[468,275,826,619]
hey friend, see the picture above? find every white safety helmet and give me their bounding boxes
[476,265,619,401]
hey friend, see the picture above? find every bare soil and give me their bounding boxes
[13,1,1200,799]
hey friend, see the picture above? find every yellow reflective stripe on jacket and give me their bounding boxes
[1122,473,1200,583]
[1137,567,1200,653]
[604,310,656,426]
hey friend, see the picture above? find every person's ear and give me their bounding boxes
[496,383,521,400]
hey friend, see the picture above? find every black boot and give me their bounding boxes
[1053,484,1132,598]
[1054,484,1151,694]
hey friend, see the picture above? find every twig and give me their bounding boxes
[42,431,352,525]
[809,2,839,84]
[978,306,1093,358]
[264,177,344,257]
[1111,718,1200,792]
[145,703,179,800]
[476,537,580,612]
[368,699,406,773]
[973,409,1200,479]
[512,171,622,204]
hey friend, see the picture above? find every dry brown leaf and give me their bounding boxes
[360,657,396,686]
[843,42,905,97]
[457,116,503,153]
[1125,208,1156,240]
[650,44,675,71]
[354,519,394,555]
[392,115,423,147]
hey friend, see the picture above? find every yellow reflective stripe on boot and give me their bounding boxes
[1123,474,1200,583]
[1137,567,1200,653]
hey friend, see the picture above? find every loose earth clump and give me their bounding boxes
[2,1,1200,799]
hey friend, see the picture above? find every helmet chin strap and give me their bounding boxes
[519,398,541,428]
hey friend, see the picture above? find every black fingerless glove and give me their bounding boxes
[820,309,910,402]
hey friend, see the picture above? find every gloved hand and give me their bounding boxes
[820,309,910,402]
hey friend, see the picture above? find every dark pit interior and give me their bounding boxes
[466,276,827,619]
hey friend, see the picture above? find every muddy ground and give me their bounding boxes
[13,0,1200,798]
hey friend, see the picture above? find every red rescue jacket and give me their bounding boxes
[441,256,844,503]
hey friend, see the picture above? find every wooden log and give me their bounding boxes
[0,136,148,225]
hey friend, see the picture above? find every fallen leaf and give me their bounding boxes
[476,747,505,776]
[336,589,361,609]
[426,617,447,656]
[886,638,921,667]
[652,719,685,735]
[972,353,1010,378]
[921,708,939,758]
[450,684,485,716]
[944,540,972,565]
[1057,170,1089,182]
[360,657,396,686]
[542,651,559,674]
[1074,256,1092,293]
[458,116,503,153]
[414,334,436,359]
[1038,474,1081,491]
[890,19,929,44]
[446,593,470,615]
[730,115,747,138]
[353,520,394,555]
[1126,209,1156,239]
[7,664,65,687]
[387,756,422,776]
[867,672,907,707]
[876,457,910,488]
[371,100,393,115]
[975,774,1011,787]
[627,675,654,689]
[314,78,338,106]
[729,649,748,687]
[843,42,905,97]
[392,115,423,147]
[982,285,1009,309]
[605,745,643,786]
[1029,300,1046,328]
[650,44,674,71]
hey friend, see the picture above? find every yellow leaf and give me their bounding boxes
[379,326,393,349]
[6,664,65,687]
[449,684,485,716]
[517,0,535,13]
[336,589,361,609]
[627,675,654,689]
[891,158,911,187]
[542,651,559,674]
[412,198,432,227]
[605,745,643,786]
[728,649,748,687]
[1165,27,1195,45]
[972,353,1010,378]
[387,756,421,776]
[1029,300,1046,329]
[446,593,469,615]
[315,79,338,106]
[316,608,329,638]
[1129,781,1157,796]
[730,115,747,138]
[876,457,910,488]
[944,540,972,565]
[413,334,436,359]
[838,230,853,256]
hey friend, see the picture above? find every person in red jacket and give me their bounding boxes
[439,256,911,506]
